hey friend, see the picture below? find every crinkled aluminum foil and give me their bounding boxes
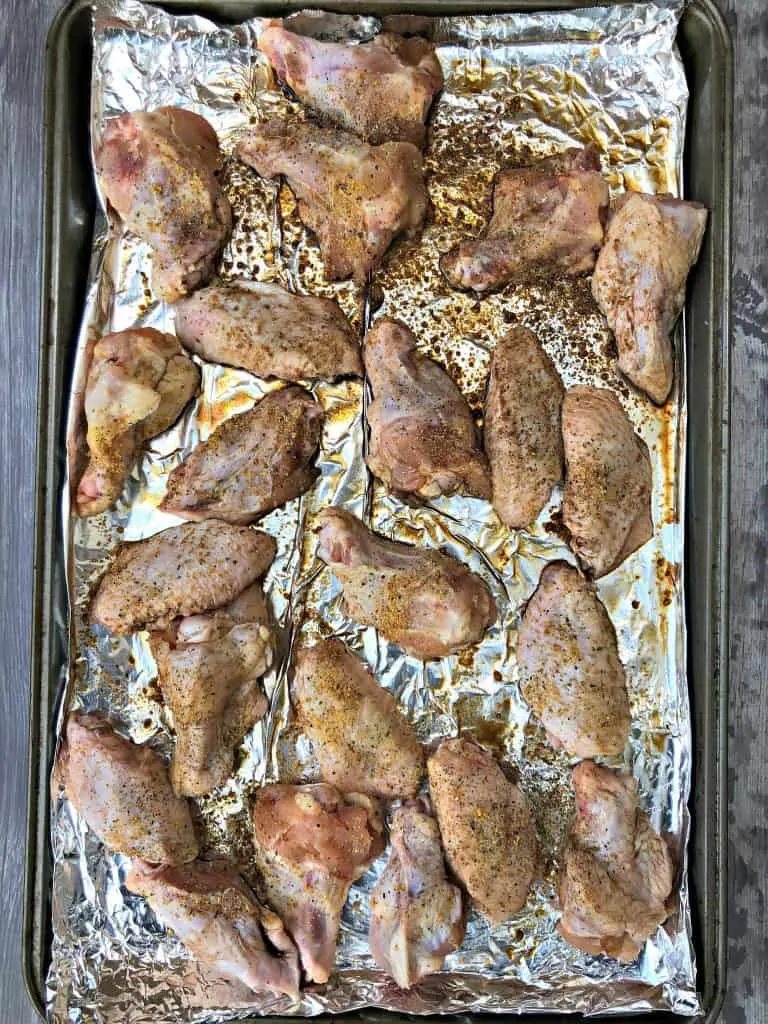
[46,0,700,1019]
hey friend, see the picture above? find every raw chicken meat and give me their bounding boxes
[151,585,275,797]
[127,858,300,998]
[365,318,491,500]
[559,760,674,961]
[90,521,276,635]
[161,386,324,524]
[316,508,496,659]
[484,325,564,528]
[369,798,465,988]
[59,712,198,864]
[258,24,443,146]
[252,783,384,983]
[517,561,630,758]
[592,192,708,404]
[293,639,424,799]
[96,107,231,301]
[174,281,362,380]
[562,386,653,578]
[427,739,537,924]
[440,146,609,294]
[77,328,200,517]
[237,120,427,283]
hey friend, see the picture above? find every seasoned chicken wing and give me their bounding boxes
[77,329,200,517]
[96,107,231,301]
[174,281,362,381]
[484,326,564,528]
[427,739,537,925]
[259,25,443,146]
[517,561,630,758]
[90,521,276,635]
[562,386,653,578]
[59,712,198,864]
[369,799,465,988]
[294,639,424,799]
[127,858,300,998]
[592,192,708,404]
[559,761,674,961]
[441,146,609,294]
[237,120,427,283]
[317,508,496,659]
[151,585,275,797]
[161,386,324,524]
[365,318,491,500]
[252,783,384,983]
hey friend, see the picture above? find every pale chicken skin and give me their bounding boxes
[90,521,276,635]
[151,584,275,797]
[562,386,653,578]
[258,25,443,147]
[484,326,565,528]
[77,329,200,517]
[316,508,496,659]
[174,281,362,381]
[517,561,631,758]
[96,107,231,301]
[365,318,491,500]
[127,859,300,999]
[559,761,674,961]
[592,192,708,404]
[161,386,324,524]
[237,120,427,283]
[427,739,537,925]
[59,712,198,864]
[293,639,424,799]
[369,799,465,988]
[252,783,384,983]
[441,146,609,294]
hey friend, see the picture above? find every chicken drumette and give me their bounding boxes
[77,328,200,517]
[365,318,491,500]
[259,24,443,146]
[316,508,496,659]
[237,120,427,283]
[96,106,231,301]
[559,760,674,961]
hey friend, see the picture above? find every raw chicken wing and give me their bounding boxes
[317,508,495,659]
[592,192,708,404]
[237,120,427,283]
[559,760,674,961]
[161,386,324,524]
[369,798,465,988]
[127,858,300,998]
[484,325,564,528]
[441,146,609,294]
[252,783,384,983]
[59,712,198,864]
[259,25,443,146]
[174,281,362,380]
[365,318,491,500]
[562,386,652,578]
[96,107,231,301]
[77,329,200,517]
[151,585,275,796]
[90,521,276,634]
[517,561,630,758]
[427,739,537,924]
[294,639,424,799]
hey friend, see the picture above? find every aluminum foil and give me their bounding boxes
[46,0,700,1019]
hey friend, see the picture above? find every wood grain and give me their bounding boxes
[0,1,764,1021]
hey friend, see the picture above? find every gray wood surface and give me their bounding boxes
[0,1,764,1021]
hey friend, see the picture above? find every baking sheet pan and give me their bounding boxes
[25,0,731,1020]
